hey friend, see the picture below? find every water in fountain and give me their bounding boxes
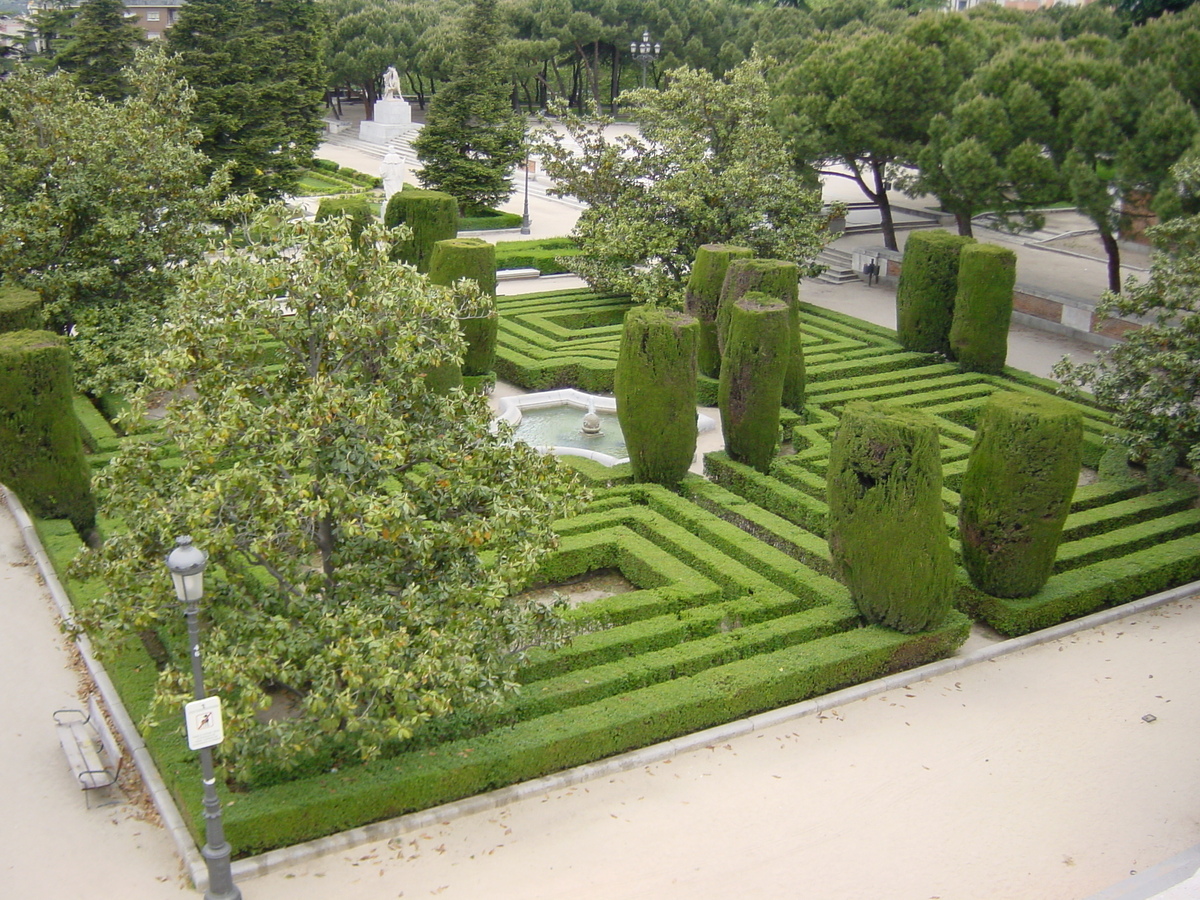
[512,406,627,458]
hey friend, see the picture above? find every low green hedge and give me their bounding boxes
[459,210,523,231]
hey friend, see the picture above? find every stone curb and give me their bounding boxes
[8,481,1198,890]
[1,485,211,891]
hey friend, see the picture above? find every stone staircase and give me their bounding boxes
[814,247,859,284]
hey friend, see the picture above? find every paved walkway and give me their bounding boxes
[2,114,1196,899]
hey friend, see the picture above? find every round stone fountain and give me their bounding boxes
[495,389,716,467]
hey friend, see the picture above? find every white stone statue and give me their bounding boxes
[382,66,402,100]
[380,150,405,201]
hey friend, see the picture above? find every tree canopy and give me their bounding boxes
[1054,152,1200,470]
[537,56,831,304]
[52,0,145,101]
[413,0,526,212]
[0,48,225,394]
[73,206,587,785]
[167,0,327,197]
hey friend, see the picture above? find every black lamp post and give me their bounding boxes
[166,536,242,900]
[521,153,531,235]
[630,30,661,89]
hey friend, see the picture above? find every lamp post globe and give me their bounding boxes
[630,29,661,89]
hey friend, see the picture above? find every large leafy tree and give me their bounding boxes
[536,56,831,305]
[167,0,326,198]
[414,0,525,212]
[772,24,951,251]
[964,36,1197,292]
[53,0,145,101]
[1054,153,1200,469]
[73,206,587,785]
[0,49,225,395]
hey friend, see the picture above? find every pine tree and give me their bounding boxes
[54,0,145,101]
[167,0,326,198]
[413,0,524,213]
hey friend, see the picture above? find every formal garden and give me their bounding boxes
[3,0,1200,872]
[4,186,1200,856]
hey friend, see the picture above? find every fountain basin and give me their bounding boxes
[496,389,716,467]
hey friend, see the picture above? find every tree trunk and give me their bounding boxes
[610,46,621,117]
[955,210,973,238]
[872,160,898,252]
[1100,227,1122,293]
[363,82,376,121]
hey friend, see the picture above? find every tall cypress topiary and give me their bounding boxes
[958,392,1082,598]
[717,258,806,412]
[896,230,974,355]
[384,189,459,273]
[615,306,699,486]
[0,285,43,333]
[718,292,790,474]
[684,243,753,379]
[827,402,954,634]
[428,238,498,387]
[949,242,1016,374]
[0,330,95,531]
[315,195,374,246]
[427,238,497,296]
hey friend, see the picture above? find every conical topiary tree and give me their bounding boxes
[718,292,790,474]
[827,401,954,634]
[958,392,1082,598]
[684,243,753,379]
[0,285,43,333]
[385,189,459,273]
[717,258,805,412]
[896,230,975,355]
[614,306,699,486]
[949,242,1016,374]
[0,330,95,531]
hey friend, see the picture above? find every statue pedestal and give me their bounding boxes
[359,98,414,143]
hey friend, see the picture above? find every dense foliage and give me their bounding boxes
[73,207,586,784]
[1055,154,1200,470]
[413,0,525,213]
[167,0,327,197]
[0,50,225,395]
[52,0,144,101]
[537,56,830,304]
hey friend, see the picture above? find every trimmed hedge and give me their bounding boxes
[959,392,1082,597]
[0,331,95,531]
[896,230,974,355]
[614,306,699,486]
[459,210,524,231]
[458,311,498,377]
[314,195,374,245]
[716,258,805,411]
[385,189,458,272]
[827,402,955,633]
[684,244,753,378]
[0,284,43,332]
[428,238,497,297]
[718,293,791,474]
[949,243,1016,374]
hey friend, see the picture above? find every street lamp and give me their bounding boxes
[629,30,661,89]
[166,536,242,900]
[521,153,531,236]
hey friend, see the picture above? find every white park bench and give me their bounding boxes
[53,694,123,807]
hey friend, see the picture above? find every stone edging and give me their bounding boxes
[7,482,1198,889]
